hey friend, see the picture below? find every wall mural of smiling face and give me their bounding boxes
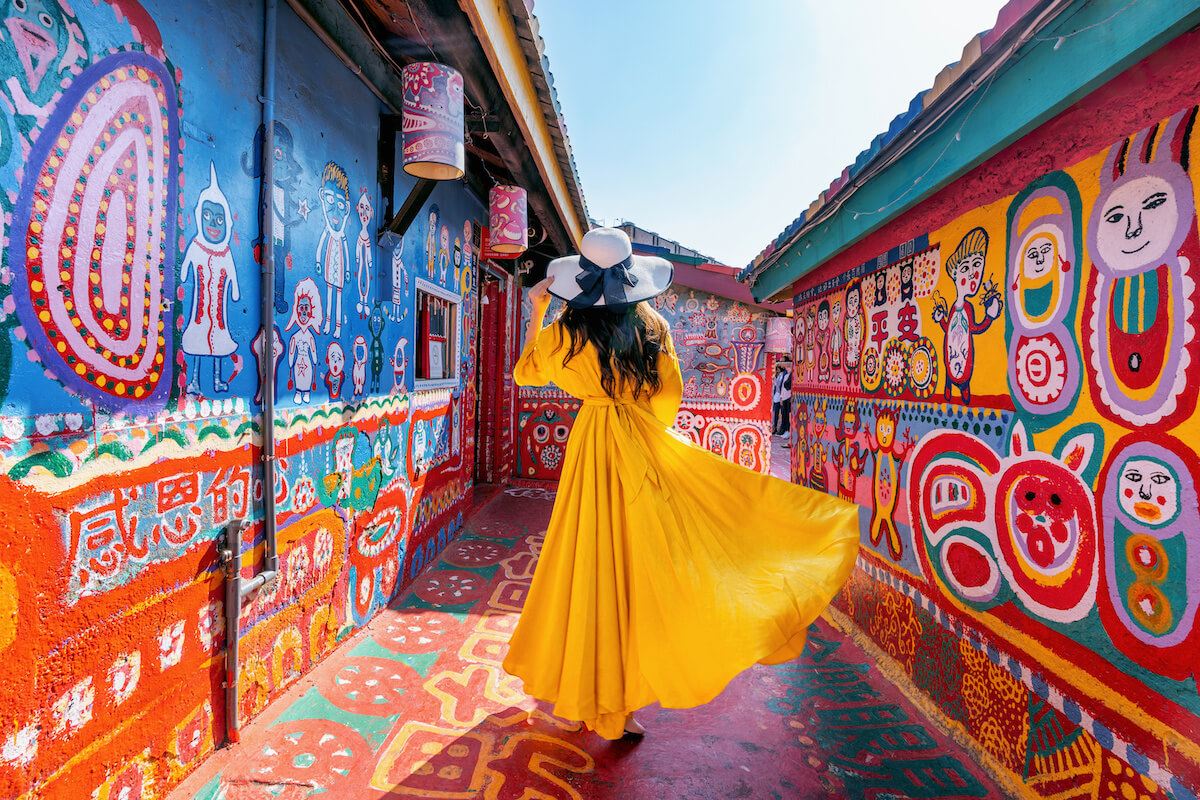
[1098,436,1200,681]
[1084,105,1200,429]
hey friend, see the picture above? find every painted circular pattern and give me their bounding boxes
[373,611,463,653]
[1015,334,1068,405]
[10,53,179,411]
[859,346,883,393]
[442,539,507,568]
[906,337,938,398]
[939,535,1001,604]
[317,656,419,716]
[881,340,910,397]
[729,373,760,410]
[414,570,487,606]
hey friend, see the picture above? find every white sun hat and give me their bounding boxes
[546,227,673,311]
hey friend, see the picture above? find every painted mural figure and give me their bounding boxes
[181,163,241,395]
[426,205,439,278]
[816,300,831,382]
[243,121,303,314]
[369,305,385,393]
[930,227,1003,403]
[351,335,368,397]
[317,161,350,338]
[1098,435,1200,680]
[390,337,408,395]
[324,341,345,400]
[844,280,864,373]
[830,298,844,375]
[286,278,323,404]
[438,224,450,283]
[1006,175,1083,420]
[831,400,866,503]
[388,239,408,321]
[804,307,817,382]
[866,406,915,560]
[354,192,374,319]
[1084,105,1199,428]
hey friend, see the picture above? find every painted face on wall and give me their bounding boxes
[296,296,312,327]
[201,200,226,245]
[326,342,345,375]
[1022,233,1057,281]
[2,0,70,103]
[839,402,859,439]
[453,238,462,269]
[846,285,862,314]
[876,414,896,448]
[356,193,373,227]
[1096,175,1179,273]
[440,225,449,253]
[831,300,842,325]
[1118,457,1179,526]
[321,180,349,233]
[954,251,985,296]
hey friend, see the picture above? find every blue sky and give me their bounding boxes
[533,0,1011,267]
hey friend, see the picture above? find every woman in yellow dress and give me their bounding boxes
[502,227,860,739]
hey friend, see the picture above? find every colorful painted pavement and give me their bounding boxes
[170,488,1009,800]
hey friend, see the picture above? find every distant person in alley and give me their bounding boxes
[504,227,859,739]
[772,361,793,440]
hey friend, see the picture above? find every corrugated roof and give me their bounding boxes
[738,0,1041,281]
[510,0,590,231]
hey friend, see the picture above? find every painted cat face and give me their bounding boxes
[201,200,226,245]
[1096,175,1179,273]
[1118,456,1179,526]
[321,181,349,233]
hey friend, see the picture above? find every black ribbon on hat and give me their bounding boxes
[569,253,639,309]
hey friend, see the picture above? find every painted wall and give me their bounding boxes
[0,2,487,797]
[790,29,1200,800]
[514,284,774,479]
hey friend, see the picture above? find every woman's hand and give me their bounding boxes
[529,276,554,311]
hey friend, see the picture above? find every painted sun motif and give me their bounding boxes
[906,337,939,398]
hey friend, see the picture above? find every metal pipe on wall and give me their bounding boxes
[223,0,281,747]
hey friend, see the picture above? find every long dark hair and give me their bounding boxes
[559,302,668,400]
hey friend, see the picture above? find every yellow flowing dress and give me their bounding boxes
[502,309,860,739]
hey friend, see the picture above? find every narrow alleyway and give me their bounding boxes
[169,487,1009,800]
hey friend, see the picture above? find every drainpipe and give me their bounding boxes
[222,0,281,747]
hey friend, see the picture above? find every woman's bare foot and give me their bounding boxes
[623,716,645,737]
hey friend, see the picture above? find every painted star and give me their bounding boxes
[297,199,311,221]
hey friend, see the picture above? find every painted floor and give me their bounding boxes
[169,486,1008,800]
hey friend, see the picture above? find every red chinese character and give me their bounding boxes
[157,474,200,513]
[870,310,889,347]
[896,302,920,342]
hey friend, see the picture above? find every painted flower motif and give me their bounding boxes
[108,652,141,706]
[861,275,878,309]
[287,543,311,597]
[197,601,225,651]
[63,413,84,431]
[882,341,909,397]
[314,528,334,572]
[159,620,186,669]
[52,677,95,737]
[1,723,38,766]
[1,417,24,440]
[291,477,317,514]
[914,249,941,297]
[34,415,58,436]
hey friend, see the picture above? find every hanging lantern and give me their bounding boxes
[766,316,793,353]
[488,185,527,255]
[401,62,464,180]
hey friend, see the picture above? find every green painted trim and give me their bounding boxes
[752,0,1200,302]
[287,0,406,111]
